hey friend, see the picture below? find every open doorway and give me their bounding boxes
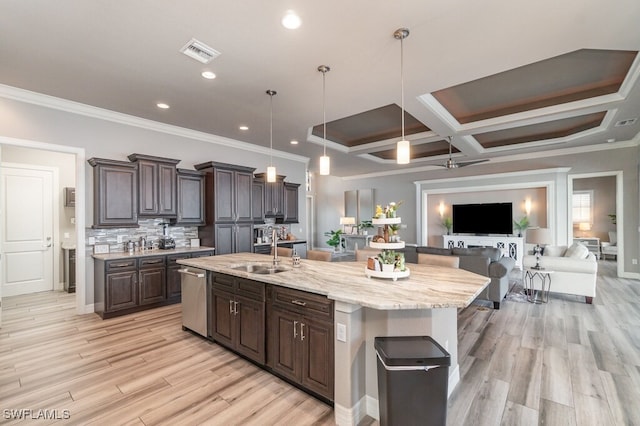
[568,171,623,278]
[0,137,86,319]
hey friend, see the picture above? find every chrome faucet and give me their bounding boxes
[272,228,280,266]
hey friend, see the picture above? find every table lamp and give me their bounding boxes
[526,227,552,270]
[578,222,591,237]
[340,216,356,234]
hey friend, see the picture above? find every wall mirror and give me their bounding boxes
[344,189,375,225]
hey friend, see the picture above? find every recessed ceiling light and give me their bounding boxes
[607,138,616,143]
[290,140,299,145]
[157,103,170,109]
[282,10,301,29]
[201,71,216,79]
[239,125,249,131]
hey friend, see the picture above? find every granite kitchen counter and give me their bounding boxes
[178,252,489,310]
[92,246,215,261]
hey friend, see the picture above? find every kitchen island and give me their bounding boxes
[178,252,490,426]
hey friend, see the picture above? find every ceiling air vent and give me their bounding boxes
[180,38,221,64]
[615,118,637,127]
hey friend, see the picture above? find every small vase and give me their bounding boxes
[382,264,394,273]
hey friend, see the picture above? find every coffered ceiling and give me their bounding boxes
[1,1,639,177]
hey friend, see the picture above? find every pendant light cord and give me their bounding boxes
[269,91,274,166]
[322,69,327,157]
[400,35,405,141]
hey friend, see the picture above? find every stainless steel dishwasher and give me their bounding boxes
[179,267,208,337]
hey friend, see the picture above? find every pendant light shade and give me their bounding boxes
[318,65,331,176]
[266,89,277,182]
[394,28,410,165]
[397,139,410,164]
[319,155,330,175]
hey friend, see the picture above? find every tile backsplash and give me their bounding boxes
[86,218,199,253]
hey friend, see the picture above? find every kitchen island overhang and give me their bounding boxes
[178,253,490,426]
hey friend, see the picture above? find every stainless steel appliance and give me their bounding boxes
[179,267,207,337]
[159,222,176,249]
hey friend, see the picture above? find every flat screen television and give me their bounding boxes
[452,203,513,235]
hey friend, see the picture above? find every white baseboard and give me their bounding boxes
[366,395,379,420]
[80,303,94,314]
[448,364,460,397]
[334,396,368,426]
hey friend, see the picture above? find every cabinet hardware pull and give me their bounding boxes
[112,262,133,268]
[229,300,234,314]
[291,300,306,307]
[177,269,205,278]
[234,301,239,315]
[300,323,305,341]
[293,320,298,339]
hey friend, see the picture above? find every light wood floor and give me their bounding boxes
[0,260,638,425]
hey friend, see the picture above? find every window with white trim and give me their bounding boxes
[572,190,593,224]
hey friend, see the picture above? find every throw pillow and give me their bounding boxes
[543,245,566,257]
[564,242,589,259]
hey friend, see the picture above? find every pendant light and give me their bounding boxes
[318,65,331,175]
[266,89,277,182]
[394,28,410,165]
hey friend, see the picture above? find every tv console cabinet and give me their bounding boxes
[443,235,524,269]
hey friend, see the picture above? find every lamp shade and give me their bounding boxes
[319,155,330,175]
[526,227,552,245]
[397,140,410,164]
[340,217,356,225]
[578,222,591,231]
[266,166,276,183]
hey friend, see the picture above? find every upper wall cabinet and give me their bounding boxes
[283,182,300,224]
[175,168,206,225]
[255,173,285,218]
[88,158,138,228]
[127,154,180,218]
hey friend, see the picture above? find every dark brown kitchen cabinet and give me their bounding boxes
[100,259,138,314]
[255,173,285,217]
[196,161,255,253]
[138,256,166,305]
[167,253,190,300]
[252,178,265,223]
[176,169,205,225]
[267,285,334,401]
[214,223,253,255]
[128,154,180,218]
[88,158,138,228]
[283,182,300,223]
[210,273,266,364]
[94,248,214,318]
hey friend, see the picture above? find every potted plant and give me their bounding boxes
[389,223,401,242]
[325,229,343,251]
[442,217,453,235]
[513,216,530,237]
[358,220,374,235]
[377,250,405,272]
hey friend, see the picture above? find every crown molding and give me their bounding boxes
[0,84,309,164]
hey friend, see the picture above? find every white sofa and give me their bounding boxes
[523,243,598,304]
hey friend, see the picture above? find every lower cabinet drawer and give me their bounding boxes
[271,286,333,321]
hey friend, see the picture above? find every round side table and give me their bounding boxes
[523,268,554,304]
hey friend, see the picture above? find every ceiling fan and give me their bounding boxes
[438,137,490,169]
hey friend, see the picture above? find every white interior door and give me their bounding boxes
[1,164,54,297]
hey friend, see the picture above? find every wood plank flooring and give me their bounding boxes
[0,260,638,425]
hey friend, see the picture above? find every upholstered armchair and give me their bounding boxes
[601,231,618,260]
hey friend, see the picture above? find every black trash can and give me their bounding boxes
[375,336,451,426]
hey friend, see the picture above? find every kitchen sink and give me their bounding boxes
[230,263,291,274]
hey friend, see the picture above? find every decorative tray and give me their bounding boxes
[364,267,410,281]
[372,217,401,225]
[369,241,405,249]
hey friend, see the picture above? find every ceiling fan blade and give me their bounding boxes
[456,159,490,167]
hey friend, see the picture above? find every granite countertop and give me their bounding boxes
[92,246,215,261]
[178,253,490,310]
